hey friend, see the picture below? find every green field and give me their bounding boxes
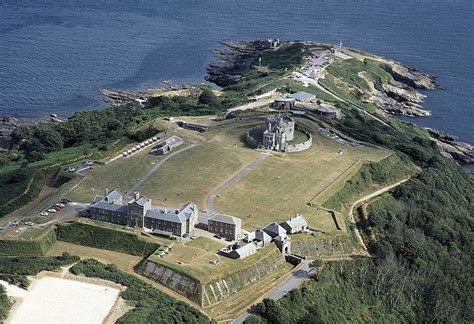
[138,123,261,208]
[215,129,389,230]
[68,146,166,202]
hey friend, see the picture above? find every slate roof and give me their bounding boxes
[166,135,184,148]
[264,222,287,237]
[134,196,151,206]
[145,202,196,224]
[209,213,241,226]
[235,242,257,256]
[93,196,104,204]
[105,189,124,203]
[90,200,128,214]
[255,229,272,243]
[283,214,308,230]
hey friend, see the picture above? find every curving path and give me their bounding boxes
[347,177,411,255]
[231,177,412,323]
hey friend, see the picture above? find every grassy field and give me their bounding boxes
[46,241,142,272]
[148,237,280,284]
[215,129,389,230]
[138,122,261,208]
[68,146,167,202]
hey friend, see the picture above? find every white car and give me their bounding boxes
[40,212,48,216]
[47,209,57,213]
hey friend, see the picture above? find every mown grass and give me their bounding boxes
[139,123,260,208]
[55,222,160,257]
[216,128,388,230]
[68,146,166,202]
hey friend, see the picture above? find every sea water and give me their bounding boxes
[0,0,472,142]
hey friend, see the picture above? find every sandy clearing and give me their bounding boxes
[0,281,26,298]
[7,276,120,324]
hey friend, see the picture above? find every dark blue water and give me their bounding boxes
[0,0,472,143]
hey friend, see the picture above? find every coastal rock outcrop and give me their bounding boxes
[205,40,282,87]
[381,63,437,90]
[426,128,474,165]
[372,80,431,117]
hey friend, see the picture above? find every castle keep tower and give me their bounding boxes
[262,115,295,152]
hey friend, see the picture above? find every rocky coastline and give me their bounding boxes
[1,40,471,167]
[425,128,474,165]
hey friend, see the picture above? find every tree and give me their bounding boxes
[198,87,220,107]
[34,126,64,152]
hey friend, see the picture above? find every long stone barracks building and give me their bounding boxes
[90,189,198,237]
[207,213,242,241]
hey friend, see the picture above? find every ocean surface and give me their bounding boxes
[0,0,472,143]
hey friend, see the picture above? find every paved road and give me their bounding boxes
[36,202,89,229]
[232,261,312,324]
[205,153,270,212]
[125,144,197,199]
[226,99,274,114]
[296,74,392,129]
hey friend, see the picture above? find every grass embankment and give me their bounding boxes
[142,237,289,306]
[0,167,74,218]
[56,222,160,257]
[323,153,418,211]
[290,233,360,259]
[70,259,209,323]
[0,145,91,212]
[0,228,57,256]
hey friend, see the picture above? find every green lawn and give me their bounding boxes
[215,130,389,230]
[68,147,166,202]
[138,123,260,208]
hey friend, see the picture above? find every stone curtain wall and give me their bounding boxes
[287,129,312,153]
[245,126,262,148]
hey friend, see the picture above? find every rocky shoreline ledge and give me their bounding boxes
[426,128,474,165]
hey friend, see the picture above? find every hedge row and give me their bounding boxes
[56,222,160,257]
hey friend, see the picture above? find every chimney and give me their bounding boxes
[134,192,140,200]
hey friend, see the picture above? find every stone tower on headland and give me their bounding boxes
[262,115,295,152]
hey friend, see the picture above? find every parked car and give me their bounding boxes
[40,212,48,216]
[47,209,57,213]
[61,198,70,204]
[56,203,65,208]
